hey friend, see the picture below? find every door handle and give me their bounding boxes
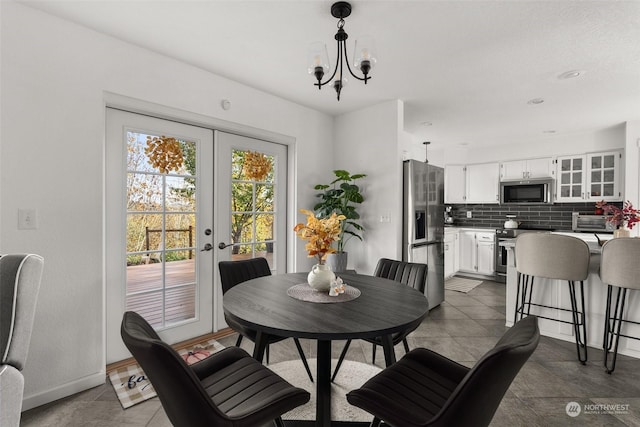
[201,243,213,252]
[218,242,233,250]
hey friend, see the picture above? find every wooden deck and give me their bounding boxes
[125,253,273,327]
[126,260,196,327]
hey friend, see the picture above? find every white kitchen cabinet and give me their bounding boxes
[458,230,476,272]
[477,241,495,275]
[458,230,495,275]
[466,163,500,203]
[500,157,554,181]
[444,230,459,279]
[444,165,466,203]
[445,163,500,204]
[556,150,622,202]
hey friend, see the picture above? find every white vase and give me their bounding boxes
[307,263,335,292]
[614,227,631,238]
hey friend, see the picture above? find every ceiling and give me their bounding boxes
[18,0,640,149]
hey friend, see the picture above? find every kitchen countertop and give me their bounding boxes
[499,238,602,254]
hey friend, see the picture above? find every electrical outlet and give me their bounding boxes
[466,211,472,218]
[379,213,391,223]
[18,208,38,230]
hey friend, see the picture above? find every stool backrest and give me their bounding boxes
[600,237,640,290]
[515,233,590,281]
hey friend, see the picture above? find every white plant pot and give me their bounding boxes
[326,252,348,273]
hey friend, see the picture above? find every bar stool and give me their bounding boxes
[600,237,640,374]
[515,233,590,364]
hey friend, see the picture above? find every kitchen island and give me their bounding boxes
[503,234,640,360]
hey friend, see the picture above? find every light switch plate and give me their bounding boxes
[18,208,38,230]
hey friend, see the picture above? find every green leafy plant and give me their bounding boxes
[313,170,366,252]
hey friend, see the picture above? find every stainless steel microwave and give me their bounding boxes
[572,212,616,233]
[500,179,554,204]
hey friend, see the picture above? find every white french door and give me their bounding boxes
[106,109,214,363]
[214,131,287,328]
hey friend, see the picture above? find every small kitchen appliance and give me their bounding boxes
[445,206,454,224]
[500,178,554,204]
[504,215,519,229]
[571,212,615,233]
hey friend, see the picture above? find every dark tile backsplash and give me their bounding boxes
[447,202,619,231]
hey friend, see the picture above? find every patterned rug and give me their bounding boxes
[268,358,382,422]
[108,338,225,408]
[445,276,483,293]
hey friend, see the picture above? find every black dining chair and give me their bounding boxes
[121,311,310,427]
[219,257,314,382]
[346,315,540,427]
[331,258,427,381]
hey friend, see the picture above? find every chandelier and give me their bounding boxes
[308,1,377,101]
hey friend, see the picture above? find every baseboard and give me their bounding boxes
[22,371,105,412]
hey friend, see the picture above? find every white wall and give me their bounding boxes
[333,100,404,275]
[442,123,626,165]
[625,120,640,236]
[0,2,333,409]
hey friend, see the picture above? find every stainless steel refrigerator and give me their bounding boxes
[402,159,445,310]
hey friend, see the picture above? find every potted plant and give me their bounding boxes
[313,170,366,272]
[596,200,640,237]
[293,209,345,290]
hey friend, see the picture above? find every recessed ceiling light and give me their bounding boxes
[420,121,432,127]
[527,98,545,105]
[558,70,584,80]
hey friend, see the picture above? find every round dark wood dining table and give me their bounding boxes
[223,272,430,427]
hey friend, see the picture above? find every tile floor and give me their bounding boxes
[21,280,640,426]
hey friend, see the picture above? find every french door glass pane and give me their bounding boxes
[125,131,198,328]
[230,149,276,268]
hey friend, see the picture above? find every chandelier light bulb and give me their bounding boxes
[307,41,330,80]
[353,36,377,75]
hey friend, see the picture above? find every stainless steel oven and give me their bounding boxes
[495,229,513,283]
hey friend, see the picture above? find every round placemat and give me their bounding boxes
[287,284,361,303]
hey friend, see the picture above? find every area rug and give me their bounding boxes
[268,358,382,422]
[108,338,225,409]
[445,276,483,293]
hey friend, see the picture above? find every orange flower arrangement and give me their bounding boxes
[294,209,345,265]
[145,136,184,174]
[243,151,272,181]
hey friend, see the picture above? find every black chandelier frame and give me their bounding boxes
[312,1,372,101]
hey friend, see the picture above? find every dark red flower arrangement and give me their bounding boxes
[595,200,640,230]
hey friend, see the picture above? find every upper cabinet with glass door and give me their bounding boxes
[555,150,623,202]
